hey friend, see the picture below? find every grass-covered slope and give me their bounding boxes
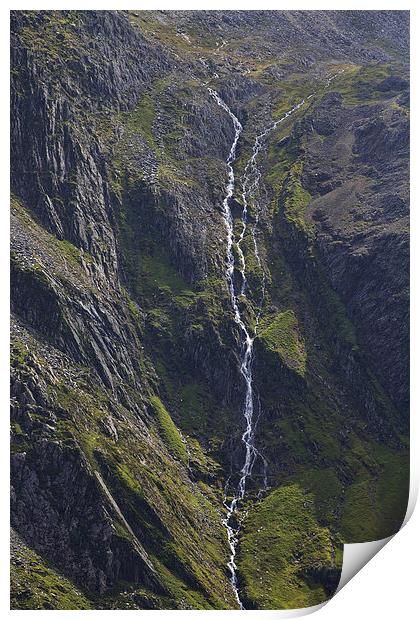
[11,531,92,610]
[237,485,340,610]
[10,194,237,609]
[233,51,409,610]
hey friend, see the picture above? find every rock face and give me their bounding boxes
[10,10,409,610]
[303,83,409,416]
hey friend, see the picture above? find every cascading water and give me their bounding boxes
[209,88,259,608]
[209,81,332,607]
[240,96,311,320]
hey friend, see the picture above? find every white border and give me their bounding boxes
[1,2,418,618]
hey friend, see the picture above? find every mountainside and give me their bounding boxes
[10,10,409,610]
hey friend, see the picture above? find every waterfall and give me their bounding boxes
[240,96,310,321]
[208,80,332,607]
[209,88,259,608]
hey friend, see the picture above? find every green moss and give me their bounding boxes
[153,354,230,450]
[13,12,82,63]
[258,310,307,376]
[282,161,312,232]
[11,340,29,366]
[124,94,159,153]
[150,559,218,610]
[273,78,317,118]
[330,62,408,107]
[43,367,233,608]
[128,12,220,59]
[295,468,343,525]
[12,422,23,435]
[186,437,222,481]
[237,484,340,609]
[138,250,193,297]
[374,445,409,534]
[157,163,197,188]
[340,444,409,541]
[178,383,209,433]
[118,189,195,307]
[11,193,94,272]
[113,73,215,191]
[149,396,188,464]
[259,386,343,475]
[266,148,297,200]
[147,307,173,335]
[103,442,232,608]
[55,239,82,264]
[283,438,409,547]
[316,262,359,351]
[11,543,91,610]
[100,584,169,610]
[121,288,142,323]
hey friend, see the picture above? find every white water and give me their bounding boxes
[239,96,310,315]
[209,88,256,608]
[237,71,342,310]
[208,81,334,607]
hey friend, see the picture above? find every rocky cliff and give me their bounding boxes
[11,10,409,610]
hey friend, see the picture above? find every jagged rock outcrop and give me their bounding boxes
[302,80,409,416]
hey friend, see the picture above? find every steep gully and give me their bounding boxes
[208,85,323,607]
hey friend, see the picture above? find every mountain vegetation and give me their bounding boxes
[10,10,409,610]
